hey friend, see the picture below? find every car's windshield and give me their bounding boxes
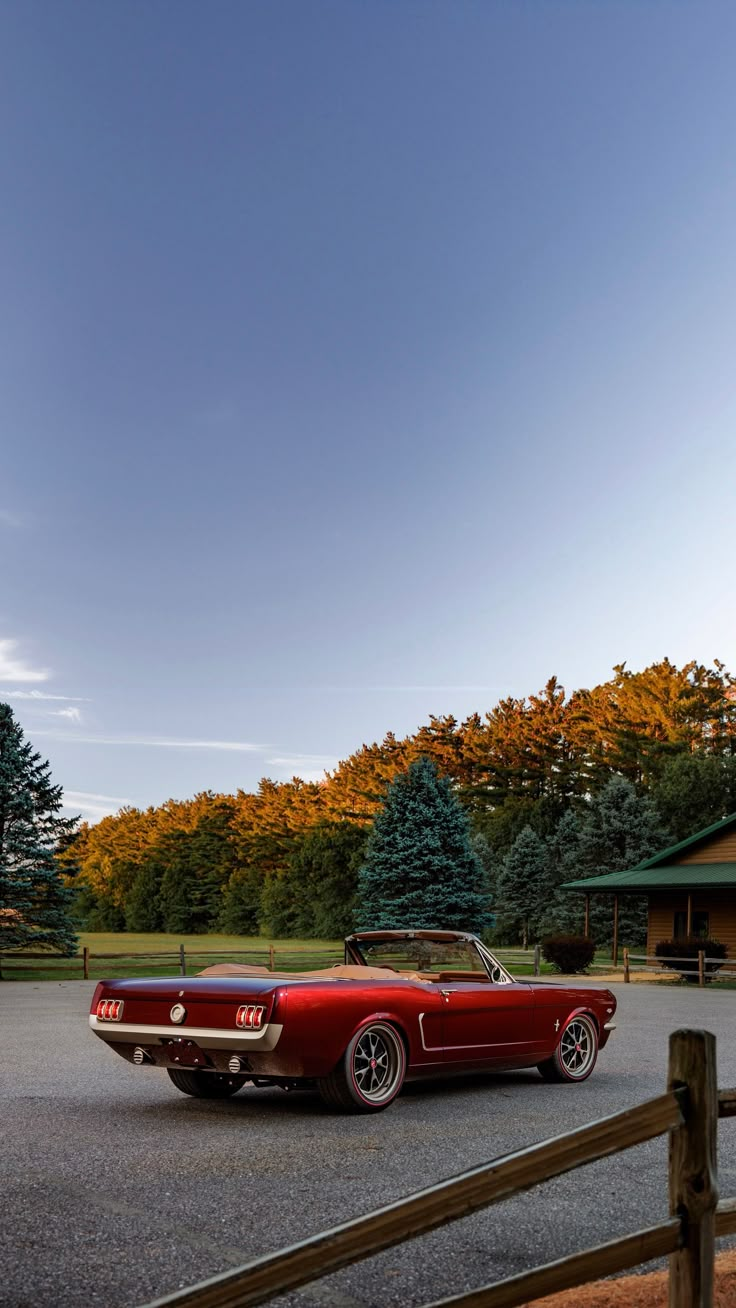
[353,936,488,974]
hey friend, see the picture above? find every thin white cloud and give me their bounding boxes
[51,707,82,723]
[62,790,131,822]
[266,753,338,781]
[3,689,91,702]
[33,731,261,752]
[0,639,49,683]
[293,684,507,694]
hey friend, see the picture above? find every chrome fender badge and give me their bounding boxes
[170,1003,187,1024]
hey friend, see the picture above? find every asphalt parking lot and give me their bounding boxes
[1,980,734,1308]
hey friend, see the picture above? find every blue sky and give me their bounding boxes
[2,2,736,823]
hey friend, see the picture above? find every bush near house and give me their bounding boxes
[541,934,596,974]
[654,936,728,983]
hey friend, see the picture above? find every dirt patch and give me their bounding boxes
[523,1249,736,1307]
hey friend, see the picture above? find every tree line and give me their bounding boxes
[58,658,736,946]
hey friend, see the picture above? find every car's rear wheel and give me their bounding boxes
[318,1021,406,1113]
[167,1068,248,1098]
[537,1014,598,1083]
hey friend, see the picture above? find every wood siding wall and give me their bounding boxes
[647,892,736,958]
[679,830,736,864]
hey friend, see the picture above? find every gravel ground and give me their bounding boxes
[0,979,734,1308]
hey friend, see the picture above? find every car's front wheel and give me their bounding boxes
[167,1068,248,1098]
[318,1021,406,1113]
[537,1014,598,1083]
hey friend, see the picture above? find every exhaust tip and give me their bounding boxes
[228,1055,244,1074]
[133,1046,153,1065]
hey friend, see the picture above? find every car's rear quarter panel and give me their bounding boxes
[529,982,617,1056]
[252,979,436,1076]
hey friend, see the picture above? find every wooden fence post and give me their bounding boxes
[83,946,89,981]
[533,944,540,976]
[698,951,705,988]
[623,947,630,983]
[179,944,186,977]
[668,1028,718,1308]
[269,945,275,971]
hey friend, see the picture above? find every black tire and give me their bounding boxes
[318,1021,406,1113]
[537,1014,599,1084]
[167,1068,247,1098]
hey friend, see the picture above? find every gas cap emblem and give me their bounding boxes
[170,1003,187,1024]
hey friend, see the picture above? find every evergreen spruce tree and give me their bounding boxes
[559,776,672,948]
[496,826,554,946]
[355,757,489,932]
[543,808,586,935]
[0,703,78,954]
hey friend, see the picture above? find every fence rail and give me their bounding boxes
[3,944,735,984]
[0,944,342,981]
[138,1030,734,1308]
[623,948,736,986]
[0,944,606,981]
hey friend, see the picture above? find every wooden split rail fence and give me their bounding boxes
[0,946,340,981]
[0,945,559,981]
[140,1029,736,1308]
[622,949,736,986]
[0,945,612,981]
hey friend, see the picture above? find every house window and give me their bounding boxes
[673,910,709,939]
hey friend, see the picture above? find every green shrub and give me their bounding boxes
[654,937,728,983]
[541,934,595,973]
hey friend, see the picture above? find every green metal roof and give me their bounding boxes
[633,810,736,870]
[563,863,736,894]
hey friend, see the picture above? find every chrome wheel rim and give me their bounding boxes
[559,1017,596,1078]
[351,1025,404,1104]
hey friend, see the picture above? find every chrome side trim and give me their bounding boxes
[443,1040,527,1051]
[89,1015,283,1051]
[417,1013,443,1053]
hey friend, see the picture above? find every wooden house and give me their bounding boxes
[562,811,736,962]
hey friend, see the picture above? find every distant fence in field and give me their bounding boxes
[2,943,735,984]
[0,944,547,981]
[0,944,342,981]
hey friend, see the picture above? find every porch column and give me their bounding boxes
[686,892,692,936]
[612,894,619,966]
[584,893,590,936]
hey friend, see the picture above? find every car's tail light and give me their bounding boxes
[236,1004,264,1030]
[96,999,124,1022]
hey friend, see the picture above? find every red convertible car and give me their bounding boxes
[89,930,617,1113]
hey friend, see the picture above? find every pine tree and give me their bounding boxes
[543,808,586,935]
[285,821,367,938]
[560,776,672,947]
[355,757,489,932]
[496,826,554,947]
[0,703,78,954]
[651,753,736,843]
[219,865,263,934]
[125,860,164,931]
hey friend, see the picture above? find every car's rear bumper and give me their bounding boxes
[89,1014,283,1052]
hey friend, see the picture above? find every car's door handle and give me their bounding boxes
[439,989,455,999]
